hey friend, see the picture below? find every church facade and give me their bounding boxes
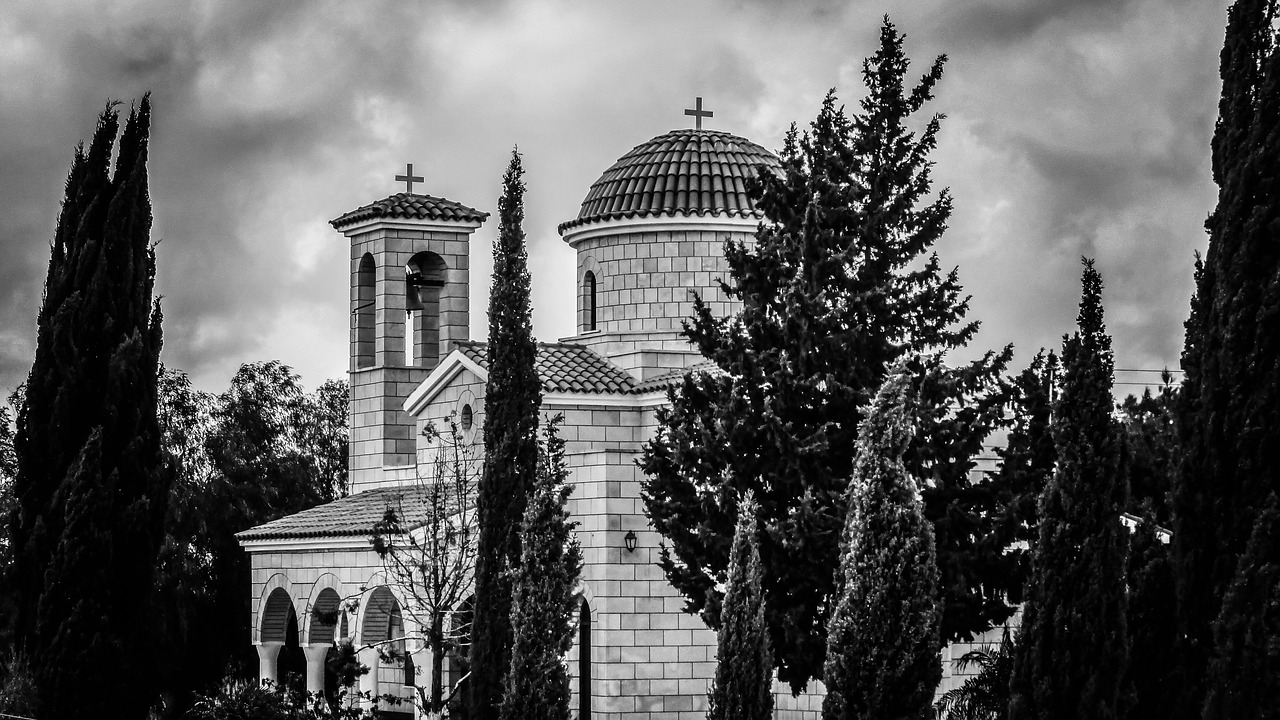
[237,124,994,719]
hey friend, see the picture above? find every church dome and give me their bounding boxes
[558,128,781,234]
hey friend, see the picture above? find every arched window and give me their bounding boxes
[579,598,591,720]
[406,252,448,368]
[355,253,375,369]
[309,588,342,645]
[583,270,598,332]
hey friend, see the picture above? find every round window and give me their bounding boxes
[460,404,474,431]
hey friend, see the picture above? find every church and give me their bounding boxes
[236,106,994,720]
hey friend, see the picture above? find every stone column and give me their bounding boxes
[358,646,381,707]
[303,643,331,695]
[256,642,283,685]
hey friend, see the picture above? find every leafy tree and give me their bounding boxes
[471,148,541,720]
[187,671,374,720]
[1172,2,1280,715]
[371,419,481,718]
[933,629,1014,720]
[152,364,349,718]
[821,359,940,720]
[499,420,582,720]
[1008,260,1130,720]
[306,379,350,499]
[707,495,773,720]
[642,18,1009,691]
[6,96,170,719]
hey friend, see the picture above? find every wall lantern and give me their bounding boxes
[623,530,638,553]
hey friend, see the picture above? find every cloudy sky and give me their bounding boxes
[0,0,1228,395]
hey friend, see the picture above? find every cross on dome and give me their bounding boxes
[395,163,425,194]
[684,97,713,130]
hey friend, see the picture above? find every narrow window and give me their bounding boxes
[460,404,474,431]
[579,598,591,720]
[583,271,598,332]
[355,254,376,369]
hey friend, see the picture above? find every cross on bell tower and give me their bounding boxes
[684,97,713,130]
[395,163,425,193]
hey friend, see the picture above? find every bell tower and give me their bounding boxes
[331,187,488,493]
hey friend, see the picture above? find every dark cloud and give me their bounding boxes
[940,0,1141,46]
[0,0,1233,396]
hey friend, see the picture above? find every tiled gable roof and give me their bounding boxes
[236,485,465,541]
[559,129,782,234]
[331,193,489,230]
[632,361,722,394]
[455,341,640,395]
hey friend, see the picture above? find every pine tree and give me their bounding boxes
[986,350,1059,605]
[471,148,541,720]
[642,18,1009,692]
[1007,260,1129,720]
[1201,492,1280,718]
[497,420,582,720]
[821,359,940,720]
[7,97,170,719]
[707,495,773,720]
[1172,1,1280,715]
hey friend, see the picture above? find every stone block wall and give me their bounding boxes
[573,227,753,336]
[342,220,475,494]
[565,448,719,720]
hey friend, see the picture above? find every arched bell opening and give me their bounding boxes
[406,252,448,368]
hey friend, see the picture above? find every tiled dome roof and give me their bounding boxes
[331,192,488,230]
[559,129,781,234]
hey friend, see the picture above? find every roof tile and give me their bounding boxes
[236,484,466,541]
[331,193,489,230]
[559,129,782,234]
[455,340,639,395]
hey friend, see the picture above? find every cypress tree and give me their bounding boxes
[471,148,541,720]
[7,96,170,719]
[1125,515,1178,720]
[1201,492,1280,718]
[707,495,773,720]
[498,421,582,720]
[641,17,1011,692]
[1172,1,1280,715]
[821,359,940,720]
[1007,260,1129,720]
